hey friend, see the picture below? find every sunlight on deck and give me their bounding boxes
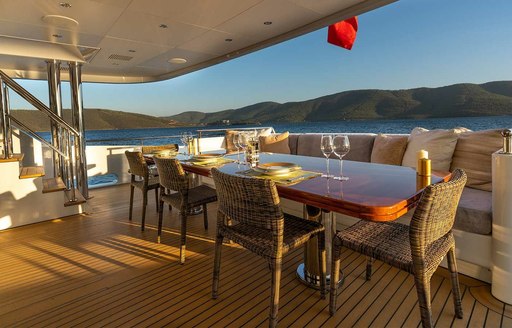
[0,184,510,327]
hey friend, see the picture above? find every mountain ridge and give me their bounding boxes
[164,81,512,124]
[10,81,512,131]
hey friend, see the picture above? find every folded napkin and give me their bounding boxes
[238,169,321,185]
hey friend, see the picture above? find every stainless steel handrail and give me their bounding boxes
[0,70,79,136]
[9,116,68,158]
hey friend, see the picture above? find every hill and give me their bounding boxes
[164,81,512,124]
[10,108,177,132]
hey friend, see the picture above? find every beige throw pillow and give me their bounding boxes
[370,134,408,165]
[401,127,459,171]
[224,130,238,154]
[259,132,291,154]
[450,129,502,191]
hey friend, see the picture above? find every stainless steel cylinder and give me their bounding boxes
[501,129,512,154]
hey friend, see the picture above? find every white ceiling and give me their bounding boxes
[0,0,395,83]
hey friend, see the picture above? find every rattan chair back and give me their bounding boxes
[410,169,467,259]
[125,151,148,178]
[153,157,188,194]
[211,168,283,231]
[141,144,179,154]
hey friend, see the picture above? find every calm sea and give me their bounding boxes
[38,115,512,146]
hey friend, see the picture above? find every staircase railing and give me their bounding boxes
[0,68,86,202]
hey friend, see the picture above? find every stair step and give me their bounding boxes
[64,188,86,207]
[0,153,24,163]
[19,166,45,179]
[42,177,66,193]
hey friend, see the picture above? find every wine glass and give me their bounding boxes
[238,132,249,166]
[332,135,350,181]
[233,132,241,164]
[180,131,189,157]
[320,134,333,178]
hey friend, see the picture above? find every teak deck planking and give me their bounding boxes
[0,184,510,327]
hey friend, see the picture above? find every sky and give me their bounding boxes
[12,0,512,117]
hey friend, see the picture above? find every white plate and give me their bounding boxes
[253,162,300,176]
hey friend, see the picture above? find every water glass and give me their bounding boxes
[332,135,350,181]
[320,134,333,178]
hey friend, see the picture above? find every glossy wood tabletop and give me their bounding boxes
[181,153,450,222]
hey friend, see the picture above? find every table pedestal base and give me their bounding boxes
[296,263,344,290]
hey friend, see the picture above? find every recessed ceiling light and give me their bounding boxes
[168,57,187,64]
[225,38,233,42]
[59,2,72,8]
[263,21,272,25]
[52,34,63,38]
[159,24,168,29]
[128,49,136,53]
[42,14,79,28]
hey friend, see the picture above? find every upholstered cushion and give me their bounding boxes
[224,130,238,154]
[259,132,291,154]
[288,134,300,155]
[454,187,492,235]
[450,129,502,191]
[296,134,324,157]
[296,134,375,162]
[402,127,459,171]
[344,135,376,162]
[371,134,408,165]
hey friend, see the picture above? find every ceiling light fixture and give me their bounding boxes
[168,57,187,64]
[263,21,272,25]
[42,14,79,28]
[225,38,233,42]
[59,2,72,8]
[159,24,168,29]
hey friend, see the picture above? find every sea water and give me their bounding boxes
[38,115,512,146]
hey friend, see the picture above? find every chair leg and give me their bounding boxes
[141,190,148,231]
[366,256,374,281]
[128,185,134,221]
[179,211,187,264]
[329,241,342,315]
[203,204,208,230]
[269,259,282,328]
[413,275,433,328]
[212,233,224,299]
[317,231,327,300]
[157,199,164,243]
[155,188,159,212]
[447,247,463,319]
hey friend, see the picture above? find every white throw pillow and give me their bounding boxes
[401,127,459,171]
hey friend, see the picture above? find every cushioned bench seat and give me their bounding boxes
[455,187,492,235]
[283,132,497,237]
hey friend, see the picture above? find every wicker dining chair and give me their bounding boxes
[211,168,326,328]
[153,156,217,264]
[125,150,160,231]
[141,144,179,157]
[329,169,467,328]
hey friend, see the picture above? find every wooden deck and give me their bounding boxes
[0,184,510,327]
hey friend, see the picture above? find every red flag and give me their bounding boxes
[327,17,358,50]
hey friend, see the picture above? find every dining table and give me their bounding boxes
[179,152,451,288]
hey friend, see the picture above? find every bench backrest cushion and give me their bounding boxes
[295,134,375,162]
[259,132,291,154]
[450,129,502,191]
[370,134,408,165]
[402,127,459,171]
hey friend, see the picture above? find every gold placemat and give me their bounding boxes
[183,157,234,167]
[238,169,321,185]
